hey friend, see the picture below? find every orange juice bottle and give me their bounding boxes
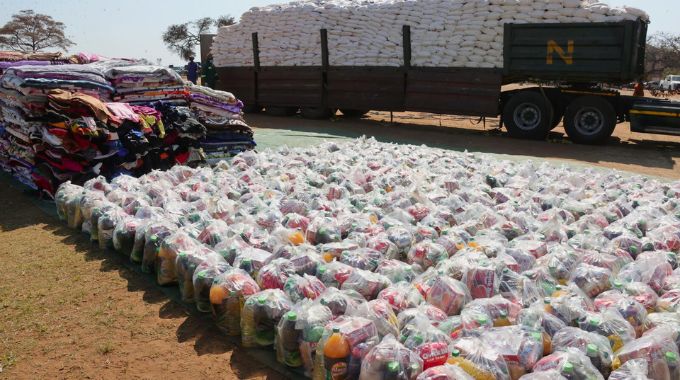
[324,327,350,380]
[289,230,305,245]
[447,349,495,380]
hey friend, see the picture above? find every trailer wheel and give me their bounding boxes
[301,107,334,119]
[266,106,298,117]
[563,96,616,145]
[502,91,553,140]
[341,109,369,118]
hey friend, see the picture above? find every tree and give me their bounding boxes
[645,32,680,80]
[162,16,235,61]
[0,10,74,53]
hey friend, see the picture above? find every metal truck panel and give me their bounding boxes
[327,67,405,111]
[503,20,647,84]
[405,68,502,117]
[216,67,256,105]
[258,67,323,108]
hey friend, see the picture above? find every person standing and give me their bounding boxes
[202,55,218,89]
[187,56,199,85]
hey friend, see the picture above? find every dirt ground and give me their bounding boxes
[2,108,680,379]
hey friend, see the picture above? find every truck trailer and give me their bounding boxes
[215,19,680,144]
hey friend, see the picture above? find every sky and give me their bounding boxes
[0,0,677,66]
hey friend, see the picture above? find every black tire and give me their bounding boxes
[266,106,298,117]
[550,103,565,130]
[563,96,617,145]
[301,107,334,119]
[341,109,369,118]
[242,104,262,114]
[502,91,554,140]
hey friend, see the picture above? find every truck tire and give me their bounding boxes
[502,91,553,140]
[563,96,616,145]
[301,107,334,119]
[341,109,369,118]
[266,106,298,117]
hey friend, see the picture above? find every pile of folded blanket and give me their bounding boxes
[187,84,255,164]
[0,60,255,197]
[0,51,70,75]
[105,65,187,104]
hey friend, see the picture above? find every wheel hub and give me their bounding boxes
[575,108,604,135]
[513,103,541,131]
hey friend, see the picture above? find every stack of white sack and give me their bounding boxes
[212,0,649,68]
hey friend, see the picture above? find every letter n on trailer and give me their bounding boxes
[546,40,574,65]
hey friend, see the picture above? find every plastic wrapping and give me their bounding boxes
[192,260,230,312]
[97,206,127,249]
[341,268,391,300]
[613,326,680,380]
[314,316,380,380]
[256,258,296,290]
[359,335,423,380]
[577,309,636,352]
[407,241,448,270]
[317,287,365,318]
[241,289,293,347]
[400,316,451,370]
[316,260,354,288]
[416,364,474,380]
[376,259,419,283]
[156,229,202,285]
[450,336,511,380]
[569,263,612,298]
[608,359,651,380]
[551,327,614,375]
[340,248,383,271]
[377,281,424,313]
[176,248,226,303]
[480,326,544,379]
[139,220,176,272]
[209,268,260,335]
[284,274,326,303]
[426,276,470,316]
[354,299,399,340]
[533,348,604,380]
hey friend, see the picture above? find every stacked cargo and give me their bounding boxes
[212,0,648,68]
[187,84,255,164]
[0,61,255,196]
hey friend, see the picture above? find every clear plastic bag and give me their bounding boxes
[426,276,471,316]
[533,347,604,380]
[354,299,399,340]
[317,287,366,318]
[97,206,127,250]
[407,241,448,270]
[192,259,230,312]
[359,335,423,380]
[577,309,636,352]
[314,316,380,380]
[480,326,544,379]
[341,268,391,300]
[241,289,293,347]
[139,220,176,272]
[375,259,419,283]
[377,281,424,314]
[340,248,383,271]
[256,258,296,290]
[210,268,260,336]
[462,259,499,299]
[176,248,225,303]
[613,326,680,380]
[156,229,202,285]
[400,316,452,371]
[551,326,614,375]
[450,336,512,380]
[416,364,473,380]
[609,359,651,380]
[283,274,326,303]
[569,263,612,298]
